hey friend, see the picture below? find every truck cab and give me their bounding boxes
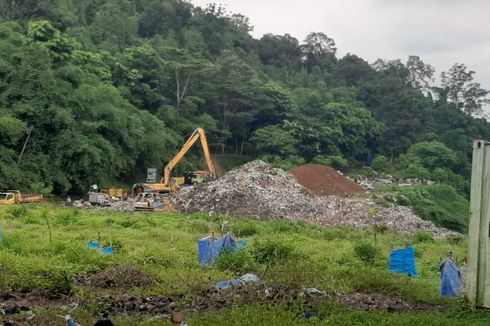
[0,192,16,205]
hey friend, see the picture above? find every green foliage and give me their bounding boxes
[353,242,380,265]
[313,155,349,171]
[372,155,390,172]
[252,238,293,266]
[394,185,469,232]
[215,250,256,273]
[5,205,29,218]
[401,142,456,172]
[0,0,487,199]
[413,231,434,243]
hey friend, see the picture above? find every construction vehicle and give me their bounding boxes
[0,190,43,205]
[133,127,216,195]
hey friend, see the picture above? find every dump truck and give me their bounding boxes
[0,190,43,205]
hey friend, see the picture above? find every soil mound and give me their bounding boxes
[289,164,364,196]
[172,161,454,238]
[83,266,156,289]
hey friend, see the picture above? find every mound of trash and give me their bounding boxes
[172,161,454,238]
[290,163,365,196]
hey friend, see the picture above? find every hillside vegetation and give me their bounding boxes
[0,0,489,203]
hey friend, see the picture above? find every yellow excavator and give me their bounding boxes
[133,127,216,195]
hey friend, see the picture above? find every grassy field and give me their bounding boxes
[0,204,488,325]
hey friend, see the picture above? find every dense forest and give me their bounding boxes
[0,0,489,196]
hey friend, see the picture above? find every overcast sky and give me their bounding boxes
[190,0,490,90]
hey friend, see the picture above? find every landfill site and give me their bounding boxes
[75,160,453,238]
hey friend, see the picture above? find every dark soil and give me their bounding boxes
[80,265,157,289]
[0,286,442,319]
[290,164,365,196]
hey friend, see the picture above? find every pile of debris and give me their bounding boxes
[290,163,365,196]
[172,161,454,237]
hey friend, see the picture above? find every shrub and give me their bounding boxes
[446,234,464,245]
[252,239,293,266]
[359,167,377,178]
[55,209,79,226]
[372,155,390,172]
[353,243,380,265]
[373,224,388,234]
[215,250,256,273]
[232,220,259,237]
[5,205,28,218]
[395,194,411,206]
[413,231,434,243]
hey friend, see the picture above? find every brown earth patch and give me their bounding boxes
[289,164,365,196]
[81,265,157,289]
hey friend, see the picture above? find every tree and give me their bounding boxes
[441,63,490,115]
[406,55,434,92]
[401,141,456,171]
[250,124,299,157]
[159,47,213,108]
[301,32,337,70]
[137,0,192,37]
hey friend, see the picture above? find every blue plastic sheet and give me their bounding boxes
[87,240,100,249]
[389,246,418,277]
[440,259,461,297]
[87,241,113,255]
[198,232,237,265]
[101,245,114,255]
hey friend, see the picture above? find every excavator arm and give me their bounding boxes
[163,128,216,185]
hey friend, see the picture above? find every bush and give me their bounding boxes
[252,239,293,266]
[5,205,29,218]
[446,234,464,245]
[413,231,434,243]
[403,164,431,179]
[372,155,390,172]
[354,243,380,265]
[359,167,376,178]
[215,250,256,273]
[373,224,388,234]
[232,220,259,237]
[397,185,469,232]
[55,209,79,226]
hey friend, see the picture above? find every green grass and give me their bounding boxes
[375,184,469,233]
[0,204,485,325]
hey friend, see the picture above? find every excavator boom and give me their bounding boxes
[163,127,216,186]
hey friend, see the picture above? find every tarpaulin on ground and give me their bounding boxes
[389,246,418,277]
[198,232,236,265]
[440,259,461,297]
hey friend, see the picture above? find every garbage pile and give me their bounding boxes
[172,161,454,238]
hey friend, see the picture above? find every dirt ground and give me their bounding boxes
[0,285,442,320]
[289,164,365,197]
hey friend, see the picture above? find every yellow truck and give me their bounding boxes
[0,190,43,205]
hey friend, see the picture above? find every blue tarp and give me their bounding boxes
[87,241,113,255]
[440,259,461,297]
[389,246,418,277]
[198,232,237,265]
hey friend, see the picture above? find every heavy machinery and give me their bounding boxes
[133,127,217,195]
[0,190,43,205]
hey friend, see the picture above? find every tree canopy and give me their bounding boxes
[0,0,489,196]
